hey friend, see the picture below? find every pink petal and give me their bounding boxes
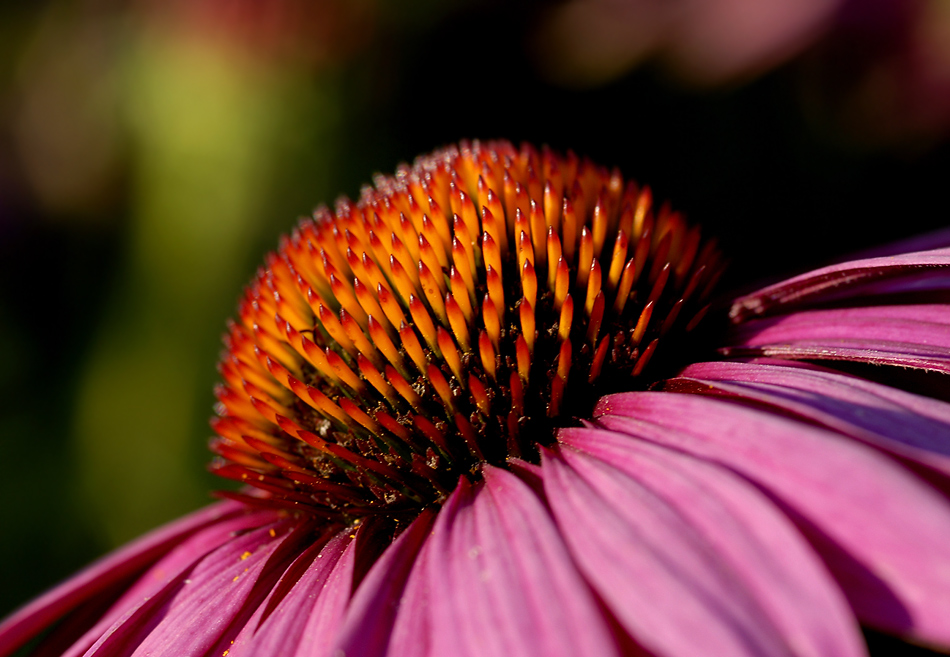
[0,500,250,657]
[730,305,950,345]
[332,509,436,657]
[288,535,355,657]
[673,360,950,477]
[384,526,435,657]
[544,439,865,657]
[591,392,950,647]
[426,467,621,657]
[83,517,303,656]
[722,341,950,374]
[56,508,281,657]
[226,527,356,657]
[723,305,950,373]
[730,247,950,321]
[669,0,837,82]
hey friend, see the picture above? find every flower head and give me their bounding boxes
[210,140,721,524]
[2,141,950,657]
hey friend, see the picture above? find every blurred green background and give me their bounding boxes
[1,2,948,654]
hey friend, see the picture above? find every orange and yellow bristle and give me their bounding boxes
[209,140,722,521]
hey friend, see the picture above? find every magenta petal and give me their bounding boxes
[153,519,316,657]
[723,305,950,373]
[287,534,355,657]
[730,247,950,321]
[590,392,950,646]
[384,527,435,657]
[226,528,356,657]
[730,305,950,346]
[426,467,621,657]
[83,517,301,656]
[721,341,950,373]
[674,360,950,476]
[56,508,281,657]
[544,440,865,657]
[0,500,249,657]
[332,509,436,657]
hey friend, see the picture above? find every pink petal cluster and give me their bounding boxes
[3,234,950,656]
[535,0,950,139]
[534,0,840,85]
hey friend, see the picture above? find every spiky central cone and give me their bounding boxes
[209,141,722,522]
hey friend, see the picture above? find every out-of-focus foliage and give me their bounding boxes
[0,0,435,620]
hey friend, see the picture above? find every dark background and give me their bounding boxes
[1,1,947,654]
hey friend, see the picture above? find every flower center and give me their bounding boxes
[209,140,722,522]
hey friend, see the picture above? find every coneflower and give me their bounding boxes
[2,141,950,657]
[210,140,720,526]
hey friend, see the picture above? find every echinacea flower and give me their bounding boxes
[3,140,950,657]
